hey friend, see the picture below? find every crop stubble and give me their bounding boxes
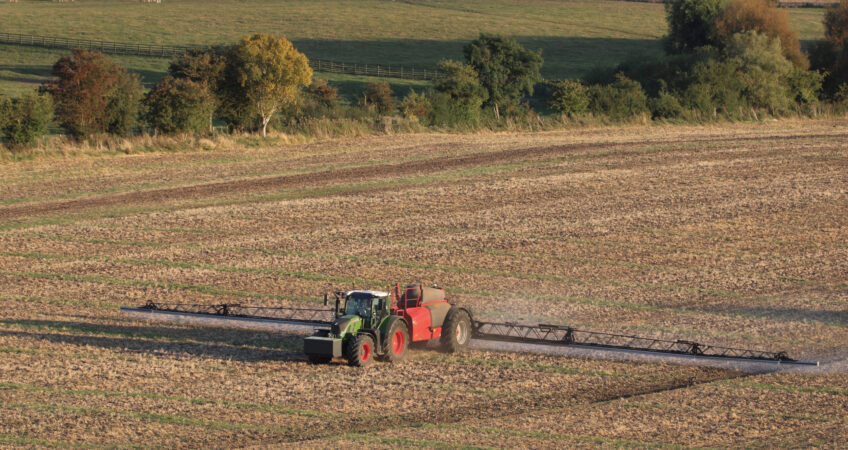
[1,121,846,446]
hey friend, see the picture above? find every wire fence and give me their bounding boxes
[0,32,440,80]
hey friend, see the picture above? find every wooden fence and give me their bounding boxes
[0,32,440,80]
[0,32,202,57]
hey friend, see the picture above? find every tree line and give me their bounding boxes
[3,0,848,152]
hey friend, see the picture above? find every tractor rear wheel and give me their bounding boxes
[440,308,471,353]
[381,320,409,362]
[346,334,375,367]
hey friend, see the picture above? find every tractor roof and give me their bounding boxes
[346,290,389,297]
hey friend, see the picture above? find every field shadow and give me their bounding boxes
[0,318,309,362]
[292,36,663,80]
[0,64,53,77]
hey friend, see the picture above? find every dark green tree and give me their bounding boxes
[810,0,848,96]
[169,49,227,88]
[463,34,542,118]
[665,0,729,52]
[143,77,217,134]
[431,59,488,124]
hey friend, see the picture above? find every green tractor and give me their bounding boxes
[304,284,472,366]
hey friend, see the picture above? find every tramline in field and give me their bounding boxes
[122,283,817,367]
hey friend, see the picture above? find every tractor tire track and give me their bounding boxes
[1,131,844,223]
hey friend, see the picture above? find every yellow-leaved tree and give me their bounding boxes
[229,34,312,136]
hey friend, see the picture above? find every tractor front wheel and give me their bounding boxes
[346,334,375,367]
[440,308,471,353]
[381,320,409,362]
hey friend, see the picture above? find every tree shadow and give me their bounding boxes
[0,318,314,363]
[292,36,664,80]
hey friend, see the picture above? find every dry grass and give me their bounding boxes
[0,119,846,446]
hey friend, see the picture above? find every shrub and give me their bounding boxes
[716,0,807,68]
[548,79,589,116]
[0,92,53,148]
[363,81,394,114]
[433,60,488,104]
[428,91,483,127]
[678,31,819,117]
[833,82,848,112]
[463,33,542,118]
[724,31,796,112]
[307,79,339,109]
[431,59,487,124]
[682,59,745,116]
[47,50,142,138]
[650,90,686,119]
[143,77,217,134]
[664,0,728,52]
[588,74,649,120]
[399,90,432,122]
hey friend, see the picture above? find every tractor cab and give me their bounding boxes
[342,290,388,328]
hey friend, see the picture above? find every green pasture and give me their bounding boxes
[0,0,826,98]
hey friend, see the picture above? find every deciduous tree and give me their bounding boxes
[664,0,728,52]
[47,50,142,137]
[716,0,807,68]
[463,34,542,119]
[224,34,312,136]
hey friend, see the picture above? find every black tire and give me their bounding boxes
[307,354,332,364]
[380,319,409,362]
[440,308,471,353]
[345,334,375,367]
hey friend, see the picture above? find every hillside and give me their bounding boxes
[0,0,827,98]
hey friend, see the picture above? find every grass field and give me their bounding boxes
[1,121,846,446]
[0,0,828,98]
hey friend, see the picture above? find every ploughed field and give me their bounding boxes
[1,122,847,447]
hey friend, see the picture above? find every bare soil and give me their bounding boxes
[1,121,846,447]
